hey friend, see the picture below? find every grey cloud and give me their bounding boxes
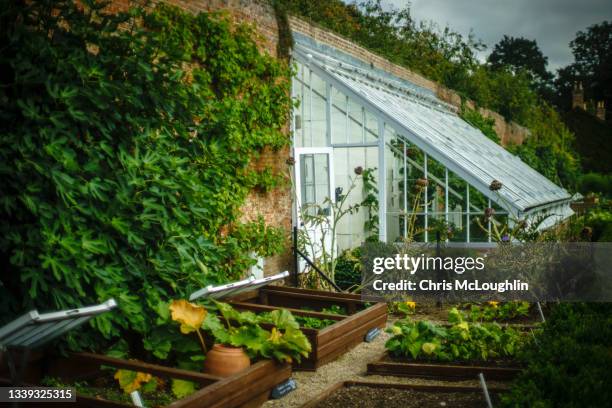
[380,0,612,72]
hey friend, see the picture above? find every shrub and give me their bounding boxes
[333,247,363,291]
[585,210,612,242]
[502,303,612,407]
[580,173,612,197]
[0,1,291,352]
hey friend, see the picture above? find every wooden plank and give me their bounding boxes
[317,302,387,345]
[229,301,346,321]
[344,380,507,393]
[175,360,289,408]
[366,355,521,381]
[263,286,363,300]
[208,363,291,408]
[316,313,387,361]
[64,352,221,385]
[261,288,364,307]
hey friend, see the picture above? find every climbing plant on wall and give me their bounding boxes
[0,0,291,351]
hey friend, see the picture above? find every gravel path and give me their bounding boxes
[263,319,509,408]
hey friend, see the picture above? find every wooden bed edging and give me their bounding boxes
[0,352,291,408]
[366,353,522,381]
[300,380,507,408]
[68,352,222,384]
[299,302,387,371]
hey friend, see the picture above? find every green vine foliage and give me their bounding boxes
[459,107,500,144]
[360,167,379,240]
[0,1,291,351]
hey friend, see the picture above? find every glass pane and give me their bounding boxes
[385,129,402,242]
[448,213,466,242]
[385,130,403,216]
[469,214,488,242]
[331,88,347,144]
[302,70,312,146]
[491,199,508,213]
[300,153,330,217]
[409,214,426,242]
[386,214,403,243]
[365,110,378,142]
[291,68,304,147]
[348,98,363,143]
[334,147,375,250]
[469,185,487,214]
[310,72,327,147]
[447,170,466,240]
[427,156,446,221]
[404,140,425,215]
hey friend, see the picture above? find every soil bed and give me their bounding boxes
[305,382,499,408]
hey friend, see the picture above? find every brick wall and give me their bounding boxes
[107,0,293,277]
[162,0,294,277]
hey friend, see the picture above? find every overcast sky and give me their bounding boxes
[377,0,612,72]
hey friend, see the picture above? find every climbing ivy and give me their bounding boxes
[0,0,291,351]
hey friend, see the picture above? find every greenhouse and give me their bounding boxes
[291,33,574,249]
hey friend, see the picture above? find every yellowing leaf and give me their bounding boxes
[422,342,437,355]
[170,299,207,334]
[171,379,196,399]
[114,369,152,394]
[456,322,469,331]
[268,327,282,344]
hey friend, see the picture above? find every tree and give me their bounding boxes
[488,35,553,97]
[556,21,612,114]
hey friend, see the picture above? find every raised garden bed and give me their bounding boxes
[367,353,522,381]
[301,381,502,408]
[394,302,543,328]
[229,286,387,371]
[0,351,290,408]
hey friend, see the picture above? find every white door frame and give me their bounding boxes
[293,147,335,272]
[293,146,335,226]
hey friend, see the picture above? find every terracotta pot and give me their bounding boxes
[203,344,250,377]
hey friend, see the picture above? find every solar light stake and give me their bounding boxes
[479,372,494,408]
[130,391,146,407]
[536,301,546,323]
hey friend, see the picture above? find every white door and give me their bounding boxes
[294,147,334,272]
